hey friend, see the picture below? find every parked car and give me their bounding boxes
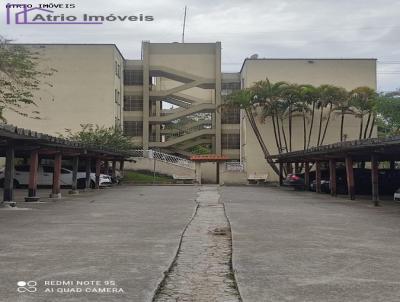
[63,165,122,184]
[310,178,348,194]
[283,173,305,189]
[394,188,400,201]
[0,165,112,188]
[310,179,330,193]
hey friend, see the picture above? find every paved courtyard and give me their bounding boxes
[222,186,400,302]
[1,185,400,301]
[0,186,197,302]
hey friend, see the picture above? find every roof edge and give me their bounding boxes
[239,57,378,74]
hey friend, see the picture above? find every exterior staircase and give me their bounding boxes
[150,128,215,148]
[147,64,216,151]
[126,150,195,179]
[149,103,215,123]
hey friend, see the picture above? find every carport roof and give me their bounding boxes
[271,136,400,162]
[0,124,130,158]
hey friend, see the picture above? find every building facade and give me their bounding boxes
[5,42,377,182]
[240,58,377,180]
[5,44,124,135]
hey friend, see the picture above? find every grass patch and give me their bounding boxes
[123,170,173,184]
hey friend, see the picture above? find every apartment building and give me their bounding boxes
[5,42,377,181]
[5,44,124,134]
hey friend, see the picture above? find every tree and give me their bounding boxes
[291,86,311,150]
[224,88,280,175]
[190,145,210,155]
[316,85,334,146]
[256,79,288,153]
[60,124,137,151]
[375,94,400,137]
[0,37,54,121]
[350,87,377,139]
[280,84,302,151]
[298,85,320,149]
[333,89,352,142]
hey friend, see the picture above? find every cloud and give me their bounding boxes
[1,0,399,91]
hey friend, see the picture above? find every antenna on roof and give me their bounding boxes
[182,6,187,43]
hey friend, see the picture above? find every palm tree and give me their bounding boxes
[262,99,282,153]
[298,85,320,149]
[325,86,346,142]
[315,85,345,146]
[292,94,311,150]
[224,88,280,175]
[257,79,289,153]
[280,84,301,152]
[350,87,377,139]
[316,85,328,146]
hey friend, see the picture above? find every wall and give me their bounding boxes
[201,162,217,183]
[241,59,377,89]
[220,170,248,185]
[148,43,217,79]
[4,44,123,136]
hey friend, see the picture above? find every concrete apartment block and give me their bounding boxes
[4,43,377,183]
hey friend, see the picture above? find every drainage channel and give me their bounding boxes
[153,186,241,302]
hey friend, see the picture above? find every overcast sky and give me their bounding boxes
[1,0,399,91]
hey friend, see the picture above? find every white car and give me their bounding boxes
[394,188,400,202]
[0,165,112,188]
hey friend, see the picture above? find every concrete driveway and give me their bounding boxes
[222,186,400,302]
[3,185,400,302]
[0,186,197,302]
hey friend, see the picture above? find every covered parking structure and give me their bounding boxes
[271,136,400,206]
[0,124,129,206]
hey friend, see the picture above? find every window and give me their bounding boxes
[43,166,54,173]
[61,168,71,174]
[221,106,240,124]
[115,89,121,105]
[124,70,143,85]
[115,117,121,128]
[15,165,30,172]
[222,82,241,96]
[124,121,143,137]
[124,95,143,111]
[222,134,240,149]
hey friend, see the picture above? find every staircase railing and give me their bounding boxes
[130,149,195,170]
[164,123,212,140]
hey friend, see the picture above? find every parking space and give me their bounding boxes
[0,185,198,302]
[222,186,400,302]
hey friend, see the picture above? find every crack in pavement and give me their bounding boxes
[153,186,241,302]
